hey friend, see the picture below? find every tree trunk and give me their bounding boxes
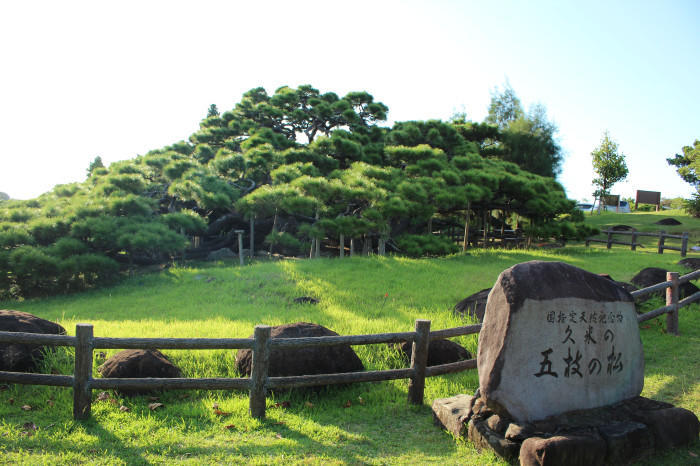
[249,215,255,259]
[314,209,320,258]
[268,209,278,255]
[378,238,385,255]
[350,238,355,256]
[483,210,488,247]
[463,202,471,252]
[339,233,345,258]
[427,216,433,235]
[362,236,370,255]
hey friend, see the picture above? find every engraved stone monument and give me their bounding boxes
[477,260,643,421]
[432,261,699,465]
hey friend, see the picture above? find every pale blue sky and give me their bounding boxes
[1,0,698,202]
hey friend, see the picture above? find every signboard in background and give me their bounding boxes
[635,190,661,211]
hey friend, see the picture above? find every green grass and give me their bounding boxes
[582,209,700,251]
[0,247,698,464]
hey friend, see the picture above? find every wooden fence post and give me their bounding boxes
[249,325,271,419]
[339,234,345,258]
[657,230,666,254]
[606,230,613,249]
[631,231,638,251]
[235,230,245,266]
[681,232,689,257]
[666,272,680,336]
[408,319,431,405]
[73,324,93,420]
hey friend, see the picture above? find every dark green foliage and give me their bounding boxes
[395,234,460,257]
[2,84,585,300]
[684,193,700,218]
[264,230,303,255]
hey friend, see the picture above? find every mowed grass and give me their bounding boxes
[0,247,698,465]
[581,208,700,250]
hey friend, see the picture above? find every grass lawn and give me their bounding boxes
[581,208,700,251]
[0,242,699,463]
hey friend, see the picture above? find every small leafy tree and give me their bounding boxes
[667,139,700,216]
[591,131,628,213]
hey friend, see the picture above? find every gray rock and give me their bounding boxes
[468,418,520,463]
[431,394,475,437]
[477,261,644,422]
[393,339,471,367]
[453,288,491,322]
[97,349,182,395]
[235,322,364,379]
[598,421,654,465]
[632,407,700,449]
[0,310,66,372]
[519,433,608,466]
[207,248,235,261]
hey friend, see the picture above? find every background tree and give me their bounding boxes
[591,131,628,213]
[667,139,700,188]
[482,85,563,177]
[667,139,700,216]
[87,156,105,177]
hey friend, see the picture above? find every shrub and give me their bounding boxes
[395,234,459,257]
[684,193,700,218]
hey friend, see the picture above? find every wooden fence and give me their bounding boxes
[586,229,689,256]
[0,320,481,420]
[633,269,700,334]
[2,268,699,421]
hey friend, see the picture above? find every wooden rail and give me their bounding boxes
[586,229,689,256]
[0,320,481,421]
[635,269,700,334]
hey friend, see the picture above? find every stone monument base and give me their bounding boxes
[432,394,699,465]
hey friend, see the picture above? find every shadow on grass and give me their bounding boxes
[0,382,466,465]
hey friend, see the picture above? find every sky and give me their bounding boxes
[1,0,699,203]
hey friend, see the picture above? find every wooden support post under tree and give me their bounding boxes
[339,234,344,258]
[249,325,271,419]
[606,230,613,249]
[235,230,244,266]
[657,230,666,254]
[249,216,255,260]
[73,324,94,420]
[666,272,680,336]
[463,202,471,252]
[407,319,430,405]
[350,238,355,256]
[681,232,688,257]
[631,231,638,251]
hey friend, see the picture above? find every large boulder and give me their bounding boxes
[478,261,644,422]
[394,339,472,366]
[98,349,182,395]
[0,310,66,372]
[631,267,699,299]
[654,218,681,225]
[598,274,638,296]
[678,257,700,271]
[454,288,491,322]
[235,322,364,378]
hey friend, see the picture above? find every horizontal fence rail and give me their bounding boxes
[586,229,689,256]
[1,270,697,420]
[0,320,483,421]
